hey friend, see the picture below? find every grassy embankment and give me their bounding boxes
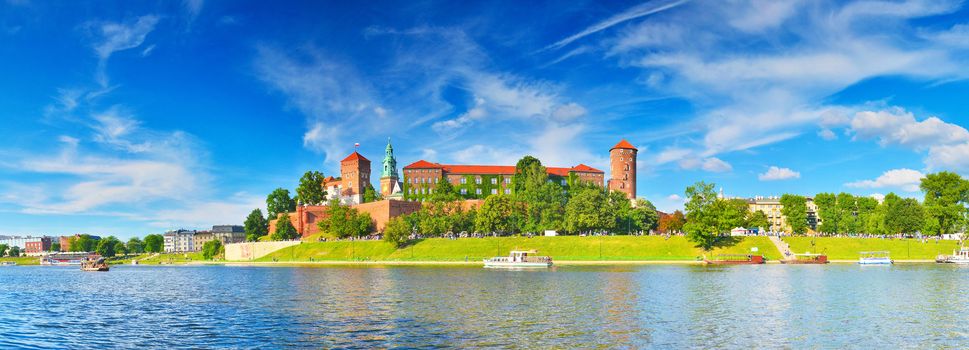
[112,252,205,265]
[255,235,782,263]
[783,237,961,261]
[0,256,40,265]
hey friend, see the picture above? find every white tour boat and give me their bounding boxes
[484,250,552,268]
[859,251,893,265]
[937,247,969,264]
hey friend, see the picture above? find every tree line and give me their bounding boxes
[681,171,969,250]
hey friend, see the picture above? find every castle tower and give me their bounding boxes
[607,139,637,200]
[380,138,402,198]
[340,150,371,204]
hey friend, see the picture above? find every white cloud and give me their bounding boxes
[926,142,969,171]
[545,0,689,51]
[451,144,519,165]
[600,0,966,163]
[849,108,969,149]
[150,193,262,229]
[818,129,837,140]
[666,194,683,202]
[845,168,924,192]
[679,156,732,173]
[758,166,800,181]
[655,147,691,164]
[86,15,160,87]
[551,102,587,121]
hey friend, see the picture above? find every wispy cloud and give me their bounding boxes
[758,166,800,181]
[544,0,689,51]
[84,15,159,87]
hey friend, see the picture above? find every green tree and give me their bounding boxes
[114,241,127,256]
[432,176,458,202]
[201,239,224,260]
[95,236,121,257]
[0,244,8,257]
[747,210,769,231]
[814,192,839,233]
[316,200,373,238]
[683,181,719,249]
[272,214,300,240]
[865,204,887,235]
[475,195,519,234]
[362,183,381,203]
[836,192,859,234]
[382,216,411,247]
[7,246,20,257]
[719,199,750,232]
[266,188,297,219]
[70,234,98,252]
[296,171,327,205]
[143,234,164,253]
[126,238,143,254]
[856,196,879,233]
[920,171,968,236]
[883,193,925,234]
[780,194,808,234]
[630,198,660,233]
[564,187,612,234]
[49,242,61,252]
[244,208,269,241]
[511,156,546,194]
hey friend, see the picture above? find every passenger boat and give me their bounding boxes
[781,253,828,264]
[483,250,552,268]
[80,257,110,272]
[936,247,969,264]
[703,254,765,265]
[0,261,16,266]
[858,251,892,265]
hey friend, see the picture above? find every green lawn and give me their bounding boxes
[114,252,206,265]
[783,237,960,260]
[255,235,782,262]
[0,256,40,265]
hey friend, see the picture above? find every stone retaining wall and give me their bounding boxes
[225,241,301,261]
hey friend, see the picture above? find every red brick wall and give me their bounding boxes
[608,148,637,199]
[269,199,423,238]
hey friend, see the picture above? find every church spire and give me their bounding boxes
[381,137,398,178]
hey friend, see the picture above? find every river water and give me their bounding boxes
[1,264,968,349]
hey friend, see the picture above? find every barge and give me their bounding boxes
[703,254,765,265]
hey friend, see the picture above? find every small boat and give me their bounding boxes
[484,250,552,268]
[704,254,765,265]
[937,247,969,264]
[0,261,16,266]
[80,257,110,272]
[781,253,828,264]
[859,251,892,265]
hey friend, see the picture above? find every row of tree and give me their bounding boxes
[380,156,660,246]
[681,171,969,249]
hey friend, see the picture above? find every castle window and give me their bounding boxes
[475,188,482,195]
[475,177,482,184]
[429,188,433,194]
[435,178,439,184]
[504,188,511,195]
[460,188,468,195]
[461,178,467,184]
[624,164,629,171]
[561,179,567,186]
[504,178,511,184]
[491,178,497,185]
[491,188,497,195]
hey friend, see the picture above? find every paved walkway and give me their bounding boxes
[768,235,793,261]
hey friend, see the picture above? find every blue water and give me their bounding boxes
[1,264,968,349]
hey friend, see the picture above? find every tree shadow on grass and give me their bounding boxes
[396,238,424,249]
[710,235,741,248]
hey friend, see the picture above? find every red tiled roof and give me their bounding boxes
[445,165,517,175]
[611,139,637,150]
[570,164,603,173]
[341,151,369,162]
[403,160,444,169]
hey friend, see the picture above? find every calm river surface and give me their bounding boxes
[2,264,969,349]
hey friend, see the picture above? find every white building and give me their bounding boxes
[163,229,197,253]
[0,235,43,250]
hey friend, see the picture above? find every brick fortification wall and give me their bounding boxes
[268,199,423,238]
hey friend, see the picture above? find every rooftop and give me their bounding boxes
[341,151,369,162]
[611,139,637,150]
[403,161,603,175]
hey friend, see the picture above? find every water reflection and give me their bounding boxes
[3,264,969,348]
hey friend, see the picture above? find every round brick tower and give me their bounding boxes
[608,139,637,200]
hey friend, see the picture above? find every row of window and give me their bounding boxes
[406,187,512,196]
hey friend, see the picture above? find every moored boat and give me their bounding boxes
[781,253,828,264]
[703,254,765,265]
[936,247,969,264]
[0,261,16,266]
[859,251,892,265]
[80,257,109,272]
[484,250,552,268]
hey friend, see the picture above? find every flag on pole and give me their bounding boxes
[354,142,360,148]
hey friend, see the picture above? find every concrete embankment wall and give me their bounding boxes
[225,241,301,261]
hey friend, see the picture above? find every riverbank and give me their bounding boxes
[783,237,959,260]
[248,235,782,263]
[0,256,39,265]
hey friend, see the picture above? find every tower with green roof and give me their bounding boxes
[379,138,403,198]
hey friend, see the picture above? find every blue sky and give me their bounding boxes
[2,0,969,238]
